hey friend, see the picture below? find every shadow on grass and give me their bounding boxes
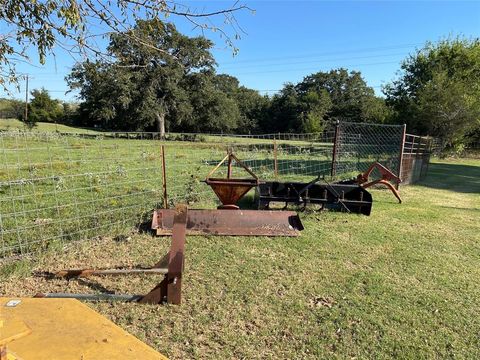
[418,162,480,193]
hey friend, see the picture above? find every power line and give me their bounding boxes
[18,43,420,76]
[219,51,409,70]
[219,42,422,65]
[229,60,401,76]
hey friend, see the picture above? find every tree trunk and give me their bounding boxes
[156,112,165,140]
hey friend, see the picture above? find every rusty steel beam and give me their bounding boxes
[167,204,187,304]
[152,209,304,237]
[139,204,187,305]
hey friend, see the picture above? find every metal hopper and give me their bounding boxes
[204,151,260,209]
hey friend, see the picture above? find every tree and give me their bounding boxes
[234,86,270,133]
[68,19,215,134]
[212,74,270,133]
[265,84,303,133]
[384,38,480,145]
[263,84,332,133]
[184,72,241,133]
[296,68,386,123]
[416,71,480,146]
[27,88,63,127]
[298,90,332,132]
[0,1,250,91]
[0,98,24,120]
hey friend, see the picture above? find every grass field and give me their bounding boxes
[0,118,102,134]
[0,118,333,147]
[1,157,479,359]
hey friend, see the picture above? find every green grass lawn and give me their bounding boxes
[1,157,479,359]
[0,118,328,146]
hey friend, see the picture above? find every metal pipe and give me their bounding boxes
[55,268,168,278]
[330,120,340,177]
[161,145,168,208]
[227,153,233,179]
[35,293,143,302]
[396,124,407,190]
[274,138,278,179]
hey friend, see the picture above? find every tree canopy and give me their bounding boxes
[262,69,387,133]
[3,25,475,149]
[384,38,480,146]
[68,20,215,133]
[0,0,250,90]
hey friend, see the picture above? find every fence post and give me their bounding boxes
[273,138,278,179]
[424,137,432,178]
[161,145,168,209]
[330,120,340,177]
[396,124,407,189]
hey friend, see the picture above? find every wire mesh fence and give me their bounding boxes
[0,122,435,258]
[0,128,336,257]
[332,121,405,180]
[163,127,336,206]
[0,131,166,257]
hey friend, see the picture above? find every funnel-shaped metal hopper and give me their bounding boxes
[205,178,258,209]
[204,152,260,209]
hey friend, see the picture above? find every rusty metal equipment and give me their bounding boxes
[352,162,402,203]
[257,176,373,215]
[204,151,260,209]
[152,208,303,236]
[35,205,188,305]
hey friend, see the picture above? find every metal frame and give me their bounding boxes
[35,205,188,305]
[257,177,373,216]
[356,162,402,203]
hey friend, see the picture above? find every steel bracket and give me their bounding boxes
[35,205,188,305]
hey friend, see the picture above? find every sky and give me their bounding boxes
[2,0,479,101]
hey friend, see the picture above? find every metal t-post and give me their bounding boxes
[330,120,340,177]
[396,124,407,189]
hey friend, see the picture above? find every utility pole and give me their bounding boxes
[24,74,29,122]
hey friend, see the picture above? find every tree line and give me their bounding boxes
[2,19,479,148]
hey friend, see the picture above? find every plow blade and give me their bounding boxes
[152,209,303,237]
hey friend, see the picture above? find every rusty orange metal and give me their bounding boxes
[205,178,259,209]
[357,162,402,203]
[204,151,260,209]
[152,209,304,237]
[37,205,188,306]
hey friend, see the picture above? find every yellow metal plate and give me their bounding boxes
[0,297,167,360]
